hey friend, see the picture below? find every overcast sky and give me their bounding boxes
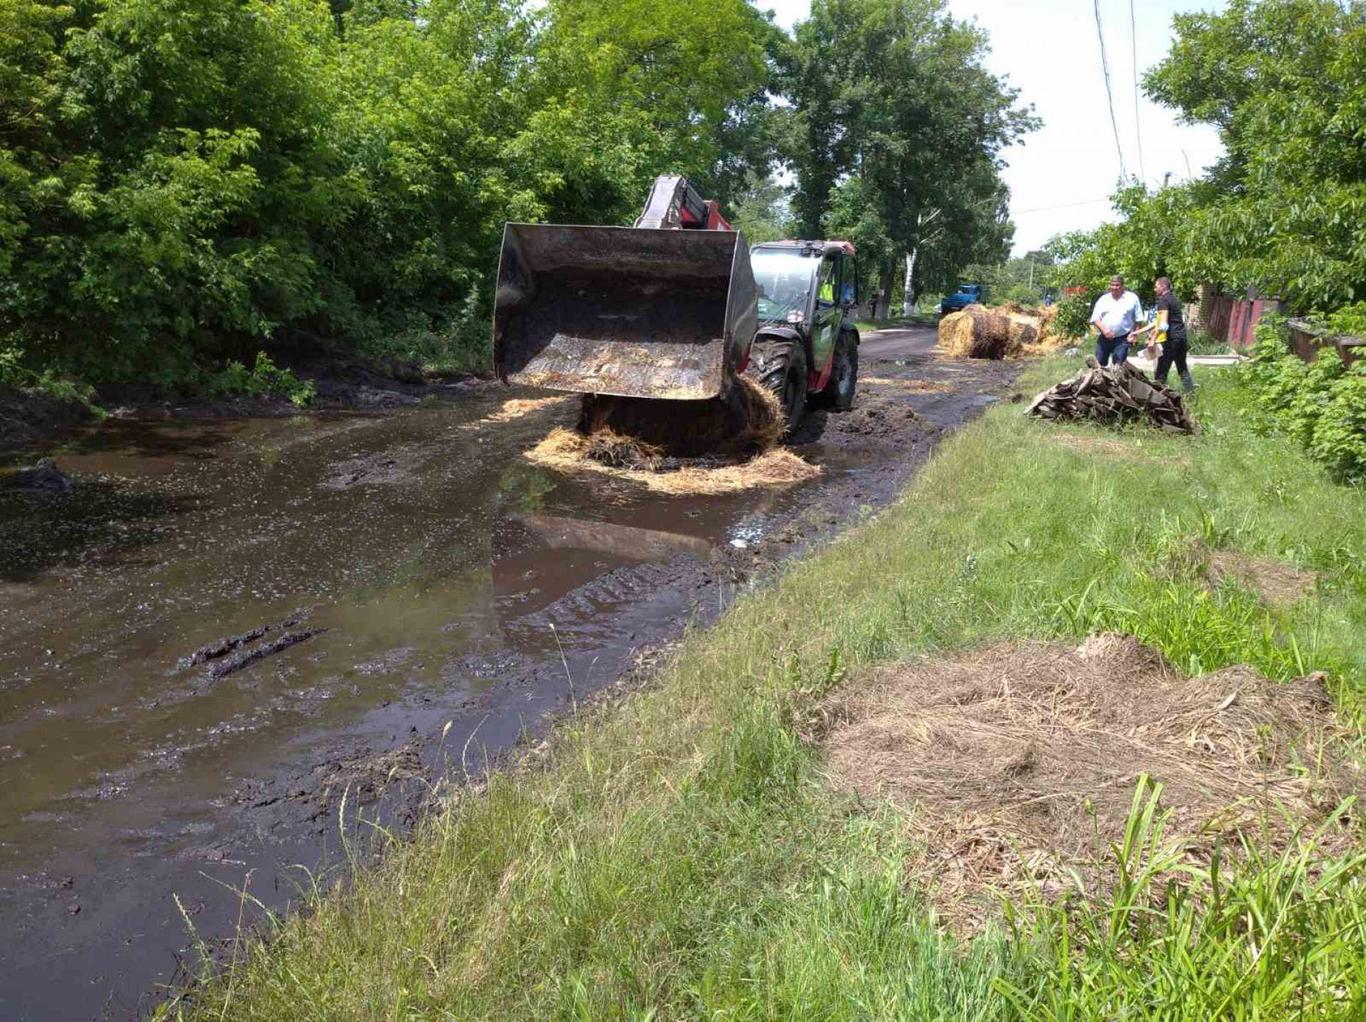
[761,0,1225,254]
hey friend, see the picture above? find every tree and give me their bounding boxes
[1055,0,1366,315]
[785,0,1035,318]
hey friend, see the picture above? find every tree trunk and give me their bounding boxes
[875,262,895,320]
[902,249,918,316]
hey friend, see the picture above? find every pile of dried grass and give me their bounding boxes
[579,376,783,459]
[939,303,1067,360]
[821,636,1357,929]
[525,427,819,495]
[938,303,1014,359]
[522,376,820,495]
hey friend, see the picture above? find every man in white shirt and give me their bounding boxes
[1089,274,1144,366]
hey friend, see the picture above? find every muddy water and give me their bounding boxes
[0,329,1016,1019]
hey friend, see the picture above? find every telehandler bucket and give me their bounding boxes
[493,224,758,401]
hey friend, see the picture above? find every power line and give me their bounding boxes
[1015,197,1112,214]
[1094,0,1127,181]
[1130,0,1146,183]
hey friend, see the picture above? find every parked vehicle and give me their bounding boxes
[940,283,986,315]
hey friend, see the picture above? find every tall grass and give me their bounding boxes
[166,361,1366,1020]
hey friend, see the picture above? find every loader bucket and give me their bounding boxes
[493,224,758,401]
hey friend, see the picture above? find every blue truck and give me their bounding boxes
[940,283,987,315]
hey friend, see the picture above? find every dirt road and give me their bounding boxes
[0,325,1018,1019]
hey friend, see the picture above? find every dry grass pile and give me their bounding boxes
[525,427,820,496]
[821,636,1358,929]
[1207,551,1318,607]
[940,303,1065,360]
[579,376,783,459]
[522,375,820,494]
[998,303,1065,355]
[938,303,1014,359]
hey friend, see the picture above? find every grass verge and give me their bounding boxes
[166,359,1366,1020]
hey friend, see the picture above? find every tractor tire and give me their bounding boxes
[756,339,807,437]
[822,331,859,411]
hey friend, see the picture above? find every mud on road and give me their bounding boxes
[0,326,1018,1020]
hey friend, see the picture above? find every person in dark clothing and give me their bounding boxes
[1133,276,1193,391]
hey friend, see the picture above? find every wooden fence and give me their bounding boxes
[1197,288,1286,351]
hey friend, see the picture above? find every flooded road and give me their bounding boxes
[0,327,1018,1019]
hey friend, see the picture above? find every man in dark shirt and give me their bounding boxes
[1134,276,1193,391]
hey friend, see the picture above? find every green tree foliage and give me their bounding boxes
[785,0,1035,315]
[1052,0,1366,318]
[0,0,773,384]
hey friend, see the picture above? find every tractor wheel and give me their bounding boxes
[757,339,808,437]
[822,331,859,411]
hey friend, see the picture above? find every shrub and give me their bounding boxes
[1052,291,1095,339]
[1240,310,1366,482]
[209,352,315,407]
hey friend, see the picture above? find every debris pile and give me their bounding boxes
[821,636,1357,930]
[1026,358,1195,433]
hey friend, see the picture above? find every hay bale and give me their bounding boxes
[938,303,1011,359]
[1004,316,1037,352]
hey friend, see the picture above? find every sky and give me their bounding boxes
[761,0,1226,254]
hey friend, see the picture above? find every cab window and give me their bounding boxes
[817,254,839,305]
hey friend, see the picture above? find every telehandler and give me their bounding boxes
[492,174,860,439]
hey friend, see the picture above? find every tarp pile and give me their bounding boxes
[1026,358,1196,433]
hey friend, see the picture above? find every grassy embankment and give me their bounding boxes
[171,359,1366,1020]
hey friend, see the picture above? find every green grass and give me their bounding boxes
[166,361,1366,1020]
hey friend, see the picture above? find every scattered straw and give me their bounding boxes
[859,375,955,393]
[526,427,820,495]
[1207,550,1319,607]
[477,395,575,425]
[820,636,1357,930]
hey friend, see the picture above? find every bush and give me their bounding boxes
[209,352,315,407]
[1240,311,1366,483]
[1052,292,1095,339]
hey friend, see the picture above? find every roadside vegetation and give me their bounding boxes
[1045,0,1365,332]
[1244,308,1366,483]
[165,359,1366,1019]
[1,0,1029,399]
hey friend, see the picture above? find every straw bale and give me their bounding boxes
[938,304,1013,359]
[821,637,1358,930]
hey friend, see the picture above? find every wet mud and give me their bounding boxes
[0,326,1017,1020]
